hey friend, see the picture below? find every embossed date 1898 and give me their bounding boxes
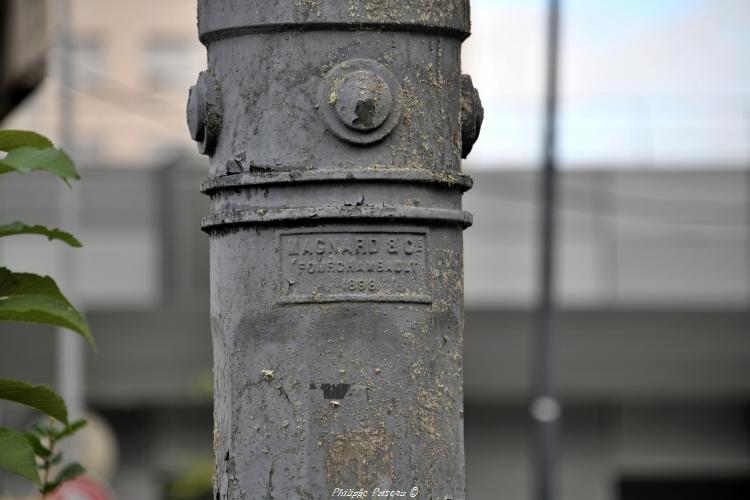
[277,231,429,303]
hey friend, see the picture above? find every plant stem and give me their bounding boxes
[39,419,57,498]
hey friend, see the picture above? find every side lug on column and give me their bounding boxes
[460,74,484,158]
[187,70,222,156]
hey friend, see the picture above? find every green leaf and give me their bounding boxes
[0,130,53,151]
[0,379,68,424]
[0,147,79,184]
[54,462,86,484]
[54,418,87,440]
[42,462,86,493]
[0,427,41,485]
[31,423,51,438]
[0,130,78,185]
[24,432,51,458]
[0,221,82,247]
[0,268,94,348]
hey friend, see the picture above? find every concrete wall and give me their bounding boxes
[466,404,750,500]
[3,166,747,310]
[1,164,749,499]
[465,169,750,308]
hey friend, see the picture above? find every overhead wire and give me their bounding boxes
[50,46,187,114]
[49,74,186,136]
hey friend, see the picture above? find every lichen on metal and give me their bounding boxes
[189,0,482,498]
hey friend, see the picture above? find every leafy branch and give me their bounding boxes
[0,129,95,496]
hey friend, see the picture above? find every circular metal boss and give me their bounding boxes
[186,71,222,155]
[319,59,402,145]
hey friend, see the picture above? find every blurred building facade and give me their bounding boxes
[1,164,749,499]
[1,0,749,499]
[4,0,202,167]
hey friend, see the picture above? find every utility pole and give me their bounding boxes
[188,1,483,497]
[532,1,562,500]
[57,0,85,423]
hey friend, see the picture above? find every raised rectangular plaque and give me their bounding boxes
[277,230,430,303]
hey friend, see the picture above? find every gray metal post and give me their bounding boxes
[188,1,483,498]
[56,0,85,423]
[532,0,562,500]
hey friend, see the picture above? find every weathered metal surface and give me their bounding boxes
[187,71,222,155]
[460,74,484,159]
[191,1,481,498]
[197,0,471,42]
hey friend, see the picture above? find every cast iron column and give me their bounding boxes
[188,2,482,498]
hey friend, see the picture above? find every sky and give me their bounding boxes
[463,0,750,168]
